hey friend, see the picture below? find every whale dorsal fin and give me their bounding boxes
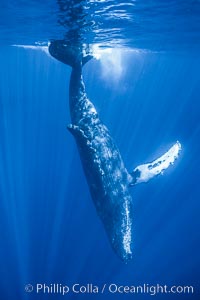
[129,141,182,186]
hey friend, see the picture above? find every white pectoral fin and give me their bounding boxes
[130,141,182,186]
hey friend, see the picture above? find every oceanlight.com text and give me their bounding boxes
[25,283,194,296]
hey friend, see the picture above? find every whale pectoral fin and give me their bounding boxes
[67,124,80,135]
[67,124,88,140]
[129,141,182,186]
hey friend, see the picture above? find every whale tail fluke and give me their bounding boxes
[82,54,93,66]
[48,40,93,68]
[130,141,182,186]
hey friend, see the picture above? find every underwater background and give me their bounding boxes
[0,0,200,299]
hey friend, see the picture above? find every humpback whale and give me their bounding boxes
[49,41,181,262]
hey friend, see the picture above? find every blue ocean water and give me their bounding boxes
[0,1,200,299]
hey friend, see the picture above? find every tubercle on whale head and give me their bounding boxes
[124,252,133,263]
[120,244,133,263]
[111,239,133,263]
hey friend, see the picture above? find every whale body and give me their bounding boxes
[49,41,181,262]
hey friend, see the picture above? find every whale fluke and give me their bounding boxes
[49,40,93,67]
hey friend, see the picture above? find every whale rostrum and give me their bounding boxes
[49,41,181,262]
